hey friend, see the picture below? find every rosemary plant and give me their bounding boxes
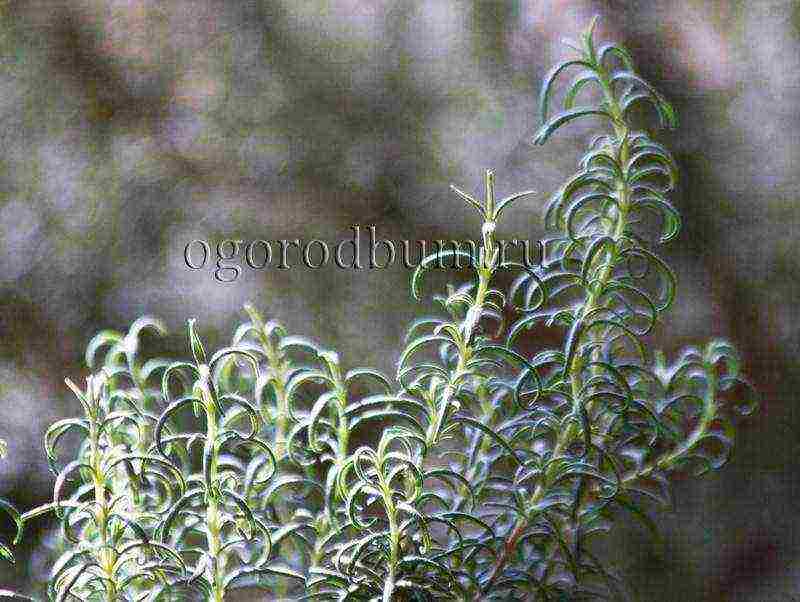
[28,371,183,601]
[152,319,302,600]
[3,18,755,601]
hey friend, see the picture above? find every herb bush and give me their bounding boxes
[1,18,756,602]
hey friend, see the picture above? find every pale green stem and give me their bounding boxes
[201,383,225,602]
[380,465,400,602]
[428,169,496,448]
[90,416,118,602]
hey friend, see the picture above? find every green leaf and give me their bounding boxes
[450,184,485,218]
[611,71,678,129]
[539,60,597,123]
[0,543,13,564]
[494,190,537,221]
[450,413,522,467]
[534,108,612,145]
[396,334,452,377]
[411,251,479,301]
[187,318,207,365]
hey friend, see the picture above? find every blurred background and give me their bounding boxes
[0,0,797,599]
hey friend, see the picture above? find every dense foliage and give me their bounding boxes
[1,19,755,601]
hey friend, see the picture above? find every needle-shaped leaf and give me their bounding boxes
[534,108,612,145]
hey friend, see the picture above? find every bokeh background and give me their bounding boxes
[0,0,797,599]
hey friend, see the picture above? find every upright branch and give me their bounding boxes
[26,372,184,601]
[154,320,299,601]
[477,18,755,597]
